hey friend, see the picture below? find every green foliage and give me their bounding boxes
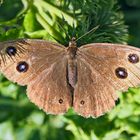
[118,0,140,47]
[0,0,140,140]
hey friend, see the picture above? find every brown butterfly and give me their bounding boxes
[0,38,140,118]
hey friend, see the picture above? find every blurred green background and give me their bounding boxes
[0,0,140,140]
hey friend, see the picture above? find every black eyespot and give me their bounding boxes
[128,54,139,64]
[59,99,63,104]
[115,67,128,79]
[80,100,85,105]
[16,61,29,73]
[6,46,17,56]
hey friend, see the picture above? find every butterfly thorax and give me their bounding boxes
[66,39,78,89]
[67,39,77,59]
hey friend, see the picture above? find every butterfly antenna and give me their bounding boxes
[72,21,76,38]
[76,25,100,41]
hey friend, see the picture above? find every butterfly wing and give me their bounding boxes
[73,43,140,117]
[0,39,72,114]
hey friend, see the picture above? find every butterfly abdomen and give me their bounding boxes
[67,59,77,88]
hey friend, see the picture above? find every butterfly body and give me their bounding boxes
[67,39,78,89]
[1,39,140,118]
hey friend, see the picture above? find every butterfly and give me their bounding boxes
[0,37,140,118]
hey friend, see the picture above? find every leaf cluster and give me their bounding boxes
[0,0,128,45]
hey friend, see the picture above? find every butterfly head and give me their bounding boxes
[69,37,77,48]
[67,37,77,59]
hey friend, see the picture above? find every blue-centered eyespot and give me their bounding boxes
[16,61,29,73]
[6,46,17,56]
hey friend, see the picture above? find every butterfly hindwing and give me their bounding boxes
[27,56,72,114]
[73,57,117,117]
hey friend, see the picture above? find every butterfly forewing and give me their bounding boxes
[0,39,72,114]
[0,39,65,85]
[79,43,140,90]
